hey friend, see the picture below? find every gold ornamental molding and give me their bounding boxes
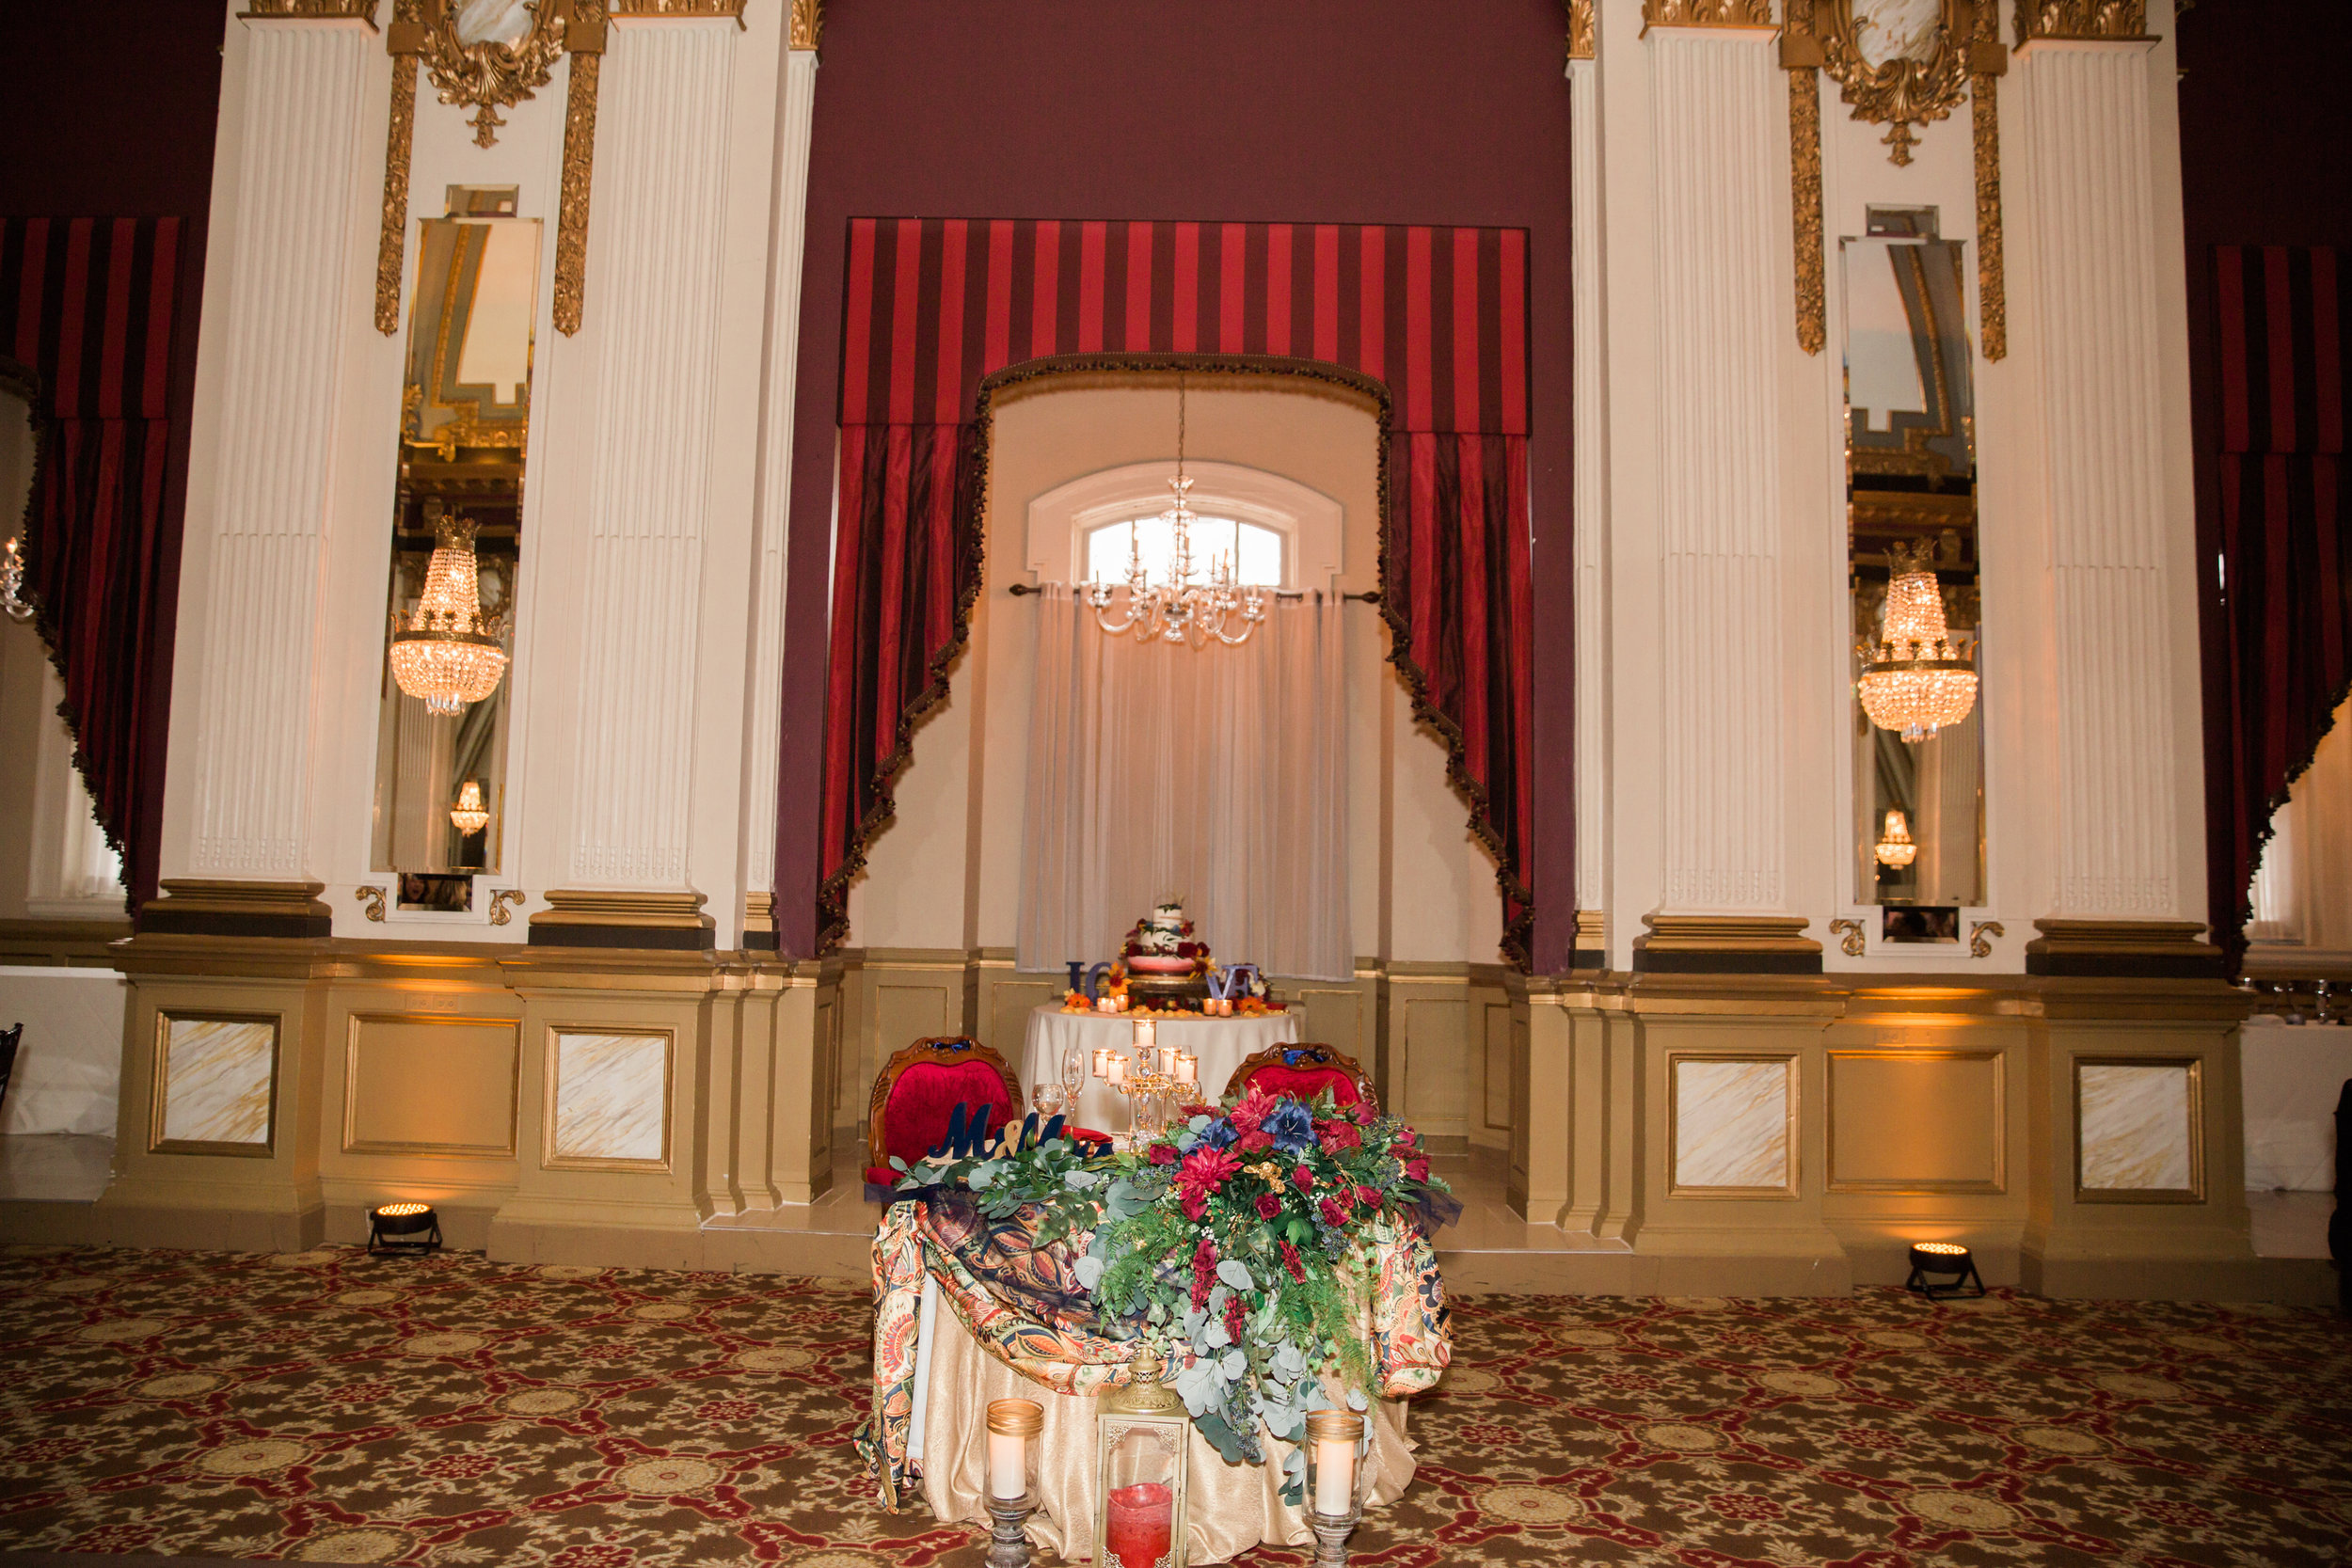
[2016,0,2149,43]
[409,0,573,150]
[1807,0,1975,166]
[375,5,421,335]
[240,0,378,19]
[1642,0,1774,28]
[790,0,823,51]
[1971,0,2010,360]
[1785,42,1826,355]
[612,0,748,20]
[1567,0,1595,60]
[554,1,608,336]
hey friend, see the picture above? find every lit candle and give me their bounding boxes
[1092,1047,1109,1079]
[1307,1409,1362,1518]
[1157,1043,1178,1078]
[1175,1051,1197,1085]
[1106,1053,1127,1085]
[985,1397,1040,1501]
[1135,1016,1156,1053]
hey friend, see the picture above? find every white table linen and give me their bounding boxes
[2241,1018,2352,1192]
[1022,1005,1301,1132]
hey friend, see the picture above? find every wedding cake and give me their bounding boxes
[1120,900,1211,1003]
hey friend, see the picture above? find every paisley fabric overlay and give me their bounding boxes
[0,1243,2346,1565]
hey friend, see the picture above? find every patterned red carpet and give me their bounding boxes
[0,1242,2346,1566]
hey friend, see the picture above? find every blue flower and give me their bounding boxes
[1263,1101,1316,1155]
[1197,1118,1239,1150]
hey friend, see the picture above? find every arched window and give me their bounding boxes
[1082,515,1284,589]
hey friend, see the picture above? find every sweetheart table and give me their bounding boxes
[1021,1005,1301,1132]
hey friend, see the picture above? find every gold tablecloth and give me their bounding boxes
[916,1298,1417,1564]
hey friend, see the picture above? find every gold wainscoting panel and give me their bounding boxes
[1666,1053,1800,1199]
[1827,1048,2005,1194]
[543,1024,675,1172]
[150,1011,281,1158]
[2074,1054,2205,1205]
[343,1013,520,1158]
[1481,995,1514,1133]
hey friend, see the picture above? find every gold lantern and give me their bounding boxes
[1096,1352,1188,1568]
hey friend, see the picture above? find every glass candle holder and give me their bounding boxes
[986,1397,1042,1502]
[1303,1408,1364,1519]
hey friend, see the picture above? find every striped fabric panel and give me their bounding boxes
[835,218,1530,436]
[0,216,185,900]
[2207,245,2352,968]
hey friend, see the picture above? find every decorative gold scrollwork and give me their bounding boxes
[553,1,606,337]
[411,0,572,150]
[356,885,388,923]
[489,888,527,926]
[375,7,422,336]
[1830,918,1867,957]
[1968,919,2004,958]
[1642,0,1773,26]
[2016,0,2148,44]
[1808,0,1975,166]
[1788,59,1826,355]
[1971,0,2008,361]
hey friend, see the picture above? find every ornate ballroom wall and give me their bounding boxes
[0,0,2325,1304]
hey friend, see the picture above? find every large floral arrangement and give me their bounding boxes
[892,1088,1446,1501]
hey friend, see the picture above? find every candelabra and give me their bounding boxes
[1093,1036,1198,1138]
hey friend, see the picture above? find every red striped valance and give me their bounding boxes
[2203,245,2352,970]
[837,219,1529,436]
[817,216,1539,964]
[0,216,185,911]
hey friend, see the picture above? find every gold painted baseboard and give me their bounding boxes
[2025,919,2224,979]
[528,890,715,952]
[140,879,333,939]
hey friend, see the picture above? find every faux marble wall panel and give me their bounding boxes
[158,1018,276,1148]
[550,1032,669,1165]
[1675,1057,1792,1191]
[2078,1062,2196,1191]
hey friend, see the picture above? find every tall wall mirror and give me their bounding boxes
[1844,212,1983,936]
[371,197,535,909]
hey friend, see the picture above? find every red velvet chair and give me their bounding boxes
[866,1036,1023,1186]
[1222,1042,1376,1113]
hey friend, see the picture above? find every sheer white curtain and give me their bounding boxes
[1018,586,1350,980]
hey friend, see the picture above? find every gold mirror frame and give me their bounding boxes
[1815,0,1972,166]
[415,0,572,149]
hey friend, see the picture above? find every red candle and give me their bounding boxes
[1104,1481,1174,1568]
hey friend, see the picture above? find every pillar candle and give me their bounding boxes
[1313,1431,1354,1515]
[988,1429,1025,1500]
[1106,1053,1127,1085]
[1135,1017,1156,1053]
[1175,1052,1197,1085]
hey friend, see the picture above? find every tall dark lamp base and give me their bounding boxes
[984,1492,1035,1568]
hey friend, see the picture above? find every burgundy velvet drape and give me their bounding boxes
[815,217,1538,963]
[0,216,183,911]
[2201,245,2352,969]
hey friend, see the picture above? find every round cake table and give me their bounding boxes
[1021,1005,1302,1132]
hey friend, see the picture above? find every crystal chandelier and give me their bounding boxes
[389,509,508,717]
[449,778,489,836]
[1089,377,1267,648]
[1,535,31,622]
[1874,808,1918,869]
[1857,542,1977,743]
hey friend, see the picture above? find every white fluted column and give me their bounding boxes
[2013,37,2185,923]
[737,40,818,948]
[1569,48,1610,955]
[174,14,373,884]
[1647,25,1793,922]
[559,15,740,904]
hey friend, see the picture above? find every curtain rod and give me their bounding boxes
[1008,582,1380,603]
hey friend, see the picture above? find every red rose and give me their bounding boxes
[1175,1147,1241,1221]
[1394,1127,1418,1148]
[1355,1184,1380,1210]
[1256,1193,1282,1219]
[1405,1156,1430,1182]
[1149,1143,1178,1165]
[1292,1164,1315,1189]
[1236,1129,1274,1153]
[1353,1103,1377,1126]
[1318,1196,1349,1228]
[1318,1121,1363,1153]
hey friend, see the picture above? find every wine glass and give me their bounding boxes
[1061,1042,1086,1105]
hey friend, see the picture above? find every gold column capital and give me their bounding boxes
[1642,0,1775,31]
[1567,0,1594,60]
[790,0,823,51]
[612,0,749,23]
[2016,1,2151,45]
[239,0,378,23]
